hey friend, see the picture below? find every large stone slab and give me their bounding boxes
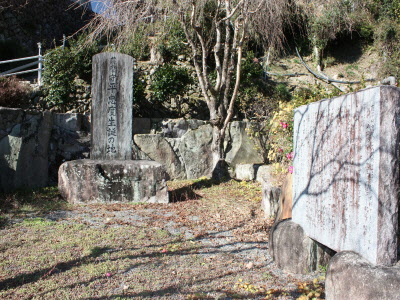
[91,52,134,160]
[293,86,400,265]
[58,160,169,204]
[325,251,400,300]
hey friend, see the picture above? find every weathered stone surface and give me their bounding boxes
[58,159,169,204]
[269,220,335,274]
[225,121,264,166]
[261,185,281,219]
[48,113,91,184]
[0,108,52,192]
[258,165,281,219]
[161,118,207,138]
[256,164,275,183]
[91,52,134,160]
[325,251,400,300]
[235,164,260,181]
[133,134,186,179]
[53,113,84,132]
[293,86,400,265]
[179,124,214,179]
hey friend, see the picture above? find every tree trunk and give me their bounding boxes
[210,125,230,181]
[313,44,322,72]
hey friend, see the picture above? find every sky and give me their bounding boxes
[90,0,107,14]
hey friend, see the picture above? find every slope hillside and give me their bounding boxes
[0,0,92,59]
[267,44,382,95]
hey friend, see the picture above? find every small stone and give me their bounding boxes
[245,262,254,269]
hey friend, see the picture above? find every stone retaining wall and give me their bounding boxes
[0,107,265,191]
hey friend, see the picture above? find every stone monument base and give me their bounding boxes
[58,159,169,204]
[325,251,400,300]
[269,219,335,274]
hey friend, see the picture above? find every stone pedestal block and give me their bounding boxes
[58,159,169,204]
[325,251,400,300]
[269,220,335,274]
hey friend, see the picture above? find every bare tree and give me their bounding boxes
[82,0,291,178]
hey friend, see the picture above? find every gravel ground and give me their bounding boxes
[1,181,325,299]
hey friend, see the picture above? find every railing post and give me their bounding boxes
[37,42,43,86]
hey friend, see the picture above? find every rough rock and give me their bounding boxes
[235,164,260,181]
[262,185,281,219]
[133,134,186,179]
[256,164,275,183]
[269,220,335,274]
[0,108,52,192]
[325,251,400,300]
[256,165,281,219]
[53,113,84,132]
[160,118,207,138]
[225,121,264,166]
[58,159,169,204]
[179,124,214,179]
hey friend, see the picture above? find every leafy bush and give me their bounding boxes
[158,20,190,62]
[0,76,32,108]
[374,18,400,78]
[121,24,150,61]
[42,35,98,110]
[150,63,193,107]
[267,85,341,183]
[236,52,270,118]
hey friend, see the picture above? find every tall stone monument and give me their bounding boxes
[91,53,133,160]
[58,52,169,203]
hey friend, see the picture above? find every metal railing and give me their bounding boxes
[0,43,44,86]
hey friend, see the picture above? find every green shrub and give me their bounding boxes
[158,20,190,62]
[236,52,269,118]
[0,76,32,108]
[42,35,98,110]
[150,63,193,102]
[121,24,150,61]
[267,85,342,184]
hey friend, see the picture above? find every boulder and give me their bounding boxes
[179,124,214,179]
[269,220,335,274]
[58,159,169,204]
[0,108,52,192]
[235,164,260,181]
[257,165,281,219]
[325,251,400,300]
[160,118,206,138]
[225,121,264,166]
[53,113,83,132]
[256,164,275,183]
[133,134,186,179]
[262,185,281,219]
